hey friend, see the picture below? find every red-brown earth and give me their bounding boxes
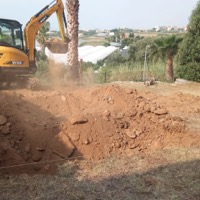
[0,81,200,174]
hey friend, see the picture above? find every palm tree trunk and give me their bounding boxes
[66,0,80,82]
[166,50,174,81]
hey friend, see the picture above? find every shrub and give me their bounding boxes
[98,66,112,83]
[35,50,49,79]
[176,63,200,82]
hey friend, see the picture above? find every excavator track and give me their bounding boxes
[0,74,40,90]
[26,77,40,90]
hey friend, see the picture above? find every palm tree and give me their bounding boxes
[36,21,50,53]
[66,0,80,82]
[151,35,183,81]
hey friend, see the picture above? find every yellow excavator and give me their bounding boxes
[0,0,69,86]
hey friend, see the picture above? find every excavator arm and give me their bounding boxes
[24,0,68,70]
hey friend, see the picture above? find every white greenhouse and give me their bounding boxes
[45,45,118,64]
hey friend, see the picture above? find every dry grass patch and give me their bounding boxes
[1,148,200,200]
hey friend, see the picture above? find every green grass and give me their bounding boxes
[81,61,183,85]
[85,61,167,84]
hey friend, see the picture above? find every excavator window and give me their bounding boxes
[0,18,24,50]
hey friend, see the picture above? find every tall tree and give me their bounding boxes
[66,0,80,82]
[179,1,200,65]
[128,37,154,63]
[151,35,183,81]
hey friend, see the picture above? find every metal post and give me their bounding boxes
[143,45,150,81]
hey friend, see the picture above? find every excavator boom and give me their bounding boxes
[24,0,69,71]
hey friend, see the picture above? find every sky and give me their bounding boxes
[0,0,199,30]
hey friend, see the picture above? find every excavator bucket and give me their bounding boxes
[46,38,69,54]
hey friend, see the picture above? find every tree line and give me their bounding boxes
[36,0,200,83]
[103,1,200,82]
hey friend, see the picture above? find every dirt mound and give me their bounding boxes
[61,85,186,160]
[0,84,198,174]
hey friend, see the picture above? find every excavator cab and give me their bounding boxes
[0,19,24,51]
[0,18,30,75]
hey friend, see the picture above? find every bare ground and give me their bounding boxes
[0,80,200,199]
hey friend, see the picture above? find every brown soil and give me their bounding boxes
[0,81,200,175]
[46,37,69,53]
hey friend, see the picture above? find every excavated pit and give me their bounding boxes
[0,83,199,174]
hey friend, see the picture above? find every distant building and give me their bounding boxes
[110,42,121,47]
[96,29,109,33]
[124,33,130,39]
[120,46,129,58]
[78,33,84,37]
[96,32,108,37]
[151,25,187,33]
[109,32,115,36]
